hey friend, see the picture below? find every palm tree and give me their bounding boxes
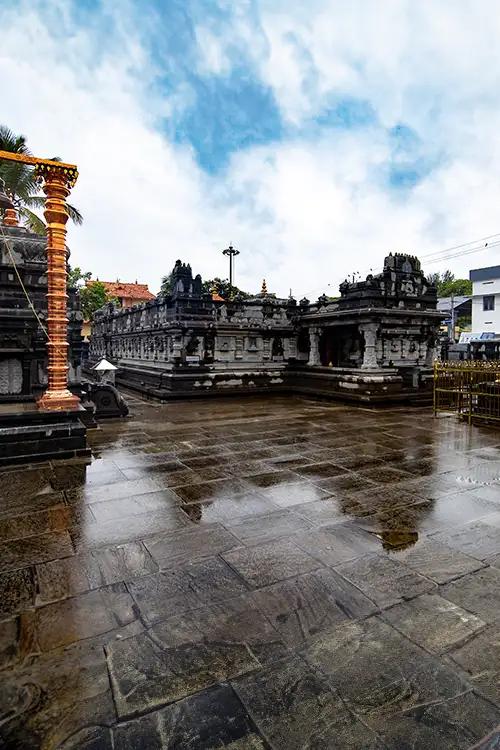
[0,125,83,234]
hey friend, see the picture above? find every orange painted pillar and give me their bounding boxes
[37,165,80,411]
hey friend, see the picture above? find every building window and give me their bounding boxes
[483,295,495,311]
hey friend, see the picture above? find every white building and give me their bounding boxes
[470,265,500,335]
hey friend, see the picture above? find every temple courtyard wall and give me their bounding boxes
[88,253,443,405]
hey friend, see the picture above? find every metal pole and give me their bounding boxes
[450,294,455,342]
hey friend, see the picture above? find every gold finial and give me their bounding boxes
[261,278,267,295]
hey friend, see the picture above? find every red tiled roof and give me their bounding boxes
[86,280,155,301]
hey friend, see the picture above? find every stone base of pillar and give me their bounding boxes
[37,389,81,411]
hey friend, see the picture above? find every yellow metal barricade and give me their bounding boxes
[434,361,500,425]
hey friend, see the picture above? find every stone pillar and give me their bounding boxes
[308,327,321,366]
[37,165,80,411]
[425,334,436,367]
[360,323,379,369]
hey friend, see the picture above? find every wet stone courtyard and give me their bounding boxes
[2,394,500,749]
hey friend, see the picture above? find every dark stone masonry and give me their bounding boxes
[1,393,500,748]
[89,253,442,403]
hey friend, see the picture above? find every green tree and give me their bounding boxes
[160,272,174,295]
[68,265,92,288]
[0,125,83,234]
[201,277,250,299]
[79,281,116,320]
[427,270,472,297]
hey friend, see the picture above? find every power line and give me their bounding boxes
[303,231,497,299]
[419,232,500,260]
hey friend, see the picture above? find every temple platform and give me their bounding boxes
[108,360,434,405]
[0,402,90,467]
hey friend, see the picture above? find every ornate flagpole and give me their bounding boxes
[0,151,81,410]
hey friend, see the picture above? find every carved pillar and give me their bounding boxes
[360,323,379,369]
[36,165,80,411]
[425,333,436,366]
[308,326,321,366]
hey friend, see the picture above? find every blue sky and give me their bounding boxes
[2,0,500,294]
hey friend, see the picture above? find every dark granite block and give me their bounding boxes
[294,521,380,566]
[392,538,485,583]
[144,524,239,567]
[57,726,113,750]
[89,489,180,523]
[93,542,159,585]
[36,553,103,604]
[113,684,268,749]
[257,481,333,508]
[71,507,190,551]
[379,691,500,750]
[0,568,35,617]
[293,462,349,479]
[382,593,485,654]
[128,557,248,624]
[451,625,500,706]
[441,567,500,623]
[302,617,469,728]
[317,473,376,494]
[0,639,115,749]
[232,654,383,749]
[431,518,500,560]
[0,530,74,573]
[106,625,260,719]
[228,509,314,544]
[336,553,436,608]
[0,616,21,670]
[222,539,321,588]
[179,493,279,525]
[150,595,287,665]
[35,582,138,651]
[0,504,85,542]
[358,465,413,484]
[251,567,377,647]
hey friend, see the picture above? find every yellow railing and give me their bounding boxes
[434,360,500,424]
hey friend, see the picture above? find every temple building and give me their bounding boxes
[89,253,442,403]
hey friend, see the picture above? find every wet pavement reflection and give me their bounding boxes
[1,393,500,748]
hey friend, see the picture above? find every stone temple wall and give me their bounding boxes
[89,254,443,403]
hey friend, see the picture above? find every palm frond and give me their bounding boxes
[67,203,83,225]
[18,207,46,235]
[0,126,83,227]
[0,125,31,155]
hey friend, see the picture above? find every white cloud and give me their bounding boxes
[2,0,500,301]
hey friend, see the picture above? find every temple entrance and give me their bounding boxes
[319,326,362,367]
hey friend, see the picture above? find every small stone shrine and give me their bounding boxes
[89,253,442,403]
[0,224,84,402]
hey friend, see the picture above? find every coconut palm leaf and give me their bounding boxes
[18,207,46,235]
[0,125,83,229]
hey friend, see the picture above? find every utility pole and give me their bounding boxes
[450,294,456,342]
[222,244,240,298]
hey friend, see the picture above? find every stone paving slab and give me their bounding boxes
[335,553,436,608]
[441,567,500,624]
[382,592,485,654]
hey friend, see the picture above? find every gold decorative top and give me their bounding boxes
[261,279,268,295]
[0,151,78,187]
[34,162,79,187]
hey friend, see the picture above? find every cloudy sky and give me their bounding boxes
[2,0,500,297]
